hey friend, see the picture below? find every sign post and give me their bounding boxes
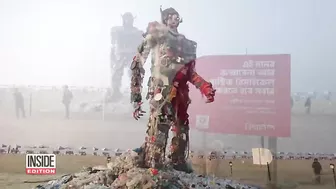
[268,137,278,187]
[102,89,106,121]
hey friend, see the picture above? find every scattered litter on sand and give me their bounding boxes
[33,150,261,189]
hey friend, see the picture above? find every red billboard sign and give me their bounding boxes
[189,54,291,137]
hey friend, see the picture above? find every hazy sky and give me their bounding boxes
[0,0,335,91]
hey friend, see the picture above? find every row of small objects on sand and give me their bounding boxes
[34,150,261,189]
[1,144,335,160]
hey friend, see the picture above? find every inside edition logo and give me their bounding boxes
[26,154,56,175]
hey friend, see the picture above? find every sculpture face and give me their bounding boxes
[166,13,180,29]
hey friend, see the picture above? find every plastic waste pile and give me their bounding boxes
[34,150,261,189]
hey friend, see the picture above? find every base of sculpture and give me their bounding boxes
[33,150,261,189]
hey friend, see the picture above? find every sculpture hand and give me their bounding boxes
[132,102,146,120]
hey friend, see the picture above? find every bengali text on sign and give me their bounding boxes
[189,54,291,137]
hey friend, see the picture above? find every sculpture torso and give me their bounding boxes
[146,22,197,86]
[111,26,143,57]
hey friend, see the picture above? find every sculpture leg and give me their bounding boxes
[127,64,132,81]
[110,61,124,100]
[126,58,133,94]
[140,102,174,169]
[169,96,191,172]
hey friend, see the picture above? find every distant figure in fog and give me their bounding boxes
[305,97,311,114]
[312,158,322,184]
[62,85,73,119]
[104,88,113,103]
[291,96,294,109]
[13,88,25,118]
[0,88,5,105]
[324,91,332,105]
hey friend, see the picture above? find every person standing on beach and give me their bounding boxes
[305,97,311,114]
[312,158,322,184]
[13,88,25,119]
[62,85,73,119]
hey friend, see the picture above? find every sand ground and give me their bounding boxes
[0,111,335,152]
[0,100,336,188]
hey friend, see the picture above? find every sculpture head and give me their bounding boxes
[160,6,182,29]
[121,12,135,28]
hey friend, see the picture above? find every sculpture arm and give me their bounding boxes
[110,27,119,65]
[130,56,145,103]
[110,27,118,49]
[130,22,161,103]
[130,37,150,103]
[187,61,215,103]
[136,37,151,66]
[129,37,150,120]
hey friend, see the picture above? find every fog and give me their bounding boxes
[1,0,336,156]
[0,0,335,91]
